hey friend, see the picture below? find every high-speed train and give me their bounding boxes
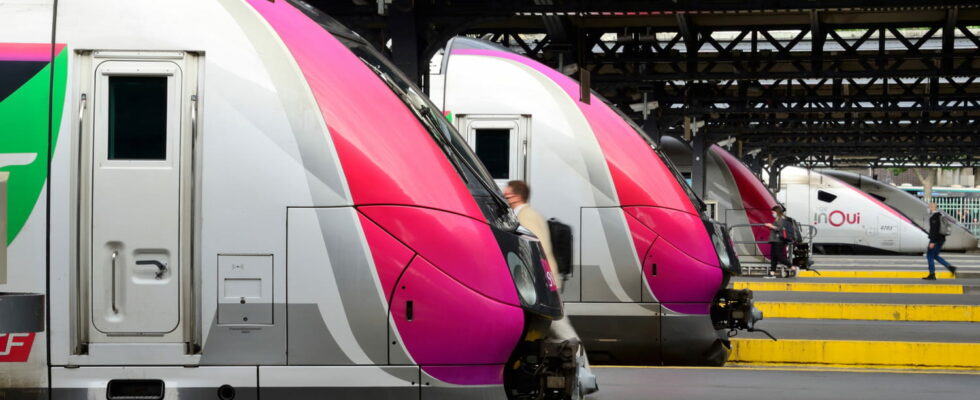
[777,167,930,254]
[820,170,978,251]
[431,38,759,366]
[0,1,582,398]
[658,136,780,261]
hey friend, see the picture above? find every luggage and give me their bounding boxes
[940,214,952,236]
[780,217,803,243]
[548,218,573,276]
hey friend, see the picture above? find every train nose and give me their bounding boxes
[501,230,588,399]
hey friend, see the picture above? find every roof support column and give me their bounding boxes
[388,0,422,88]
[689,116,707,199]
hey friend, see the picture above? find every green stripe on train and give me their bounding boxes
[0,48,67,243]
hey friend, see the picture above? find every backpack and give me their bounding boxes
[939,214,952,236]
[781,217,803,243]
[547,218,573,276]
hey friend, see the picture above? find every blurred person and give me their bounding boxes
[503,180,598,395]
[503,180,560,287]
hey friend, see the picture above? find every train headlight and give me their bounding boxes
[508,252,538,306]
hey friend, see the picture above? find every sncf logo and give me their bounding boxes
[814,210,861,227]
[0,333,36,362]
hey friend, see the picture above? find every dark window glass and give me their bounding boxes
[474,129,511,179]
[817,190,838,203]
[108,76,167,160]
[869,193,886,202]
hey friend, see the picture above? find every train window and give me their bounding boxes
[474,129,511,179]
[107,76,168,160]
[817,190,837,203]
[869,193,886,202]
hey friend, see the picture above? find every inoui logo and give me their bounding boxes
[814,210,861,227]
[0,333,36,362]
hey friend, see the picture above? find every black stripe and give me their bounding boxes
[0,61,47,102]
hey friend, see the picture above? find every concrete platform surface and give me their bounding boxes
[585,366,980,400]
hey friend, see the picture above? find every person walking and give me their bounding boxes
[764,205,793,278]
[502,180,598,395]
[503,180,560,287]
[924,202,957,280]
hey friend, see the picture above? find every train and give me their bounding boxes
[777,167,930,254]
[658,136,781,262]
[431,37,761,366]
[0,1,584,398]
[820,170,978,251]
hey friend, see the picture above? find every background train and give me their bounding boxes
[659,136,780,262]
[776,167,929,254]
[820,170,978,251]
[431,37,759,366]
[0,1,580,398]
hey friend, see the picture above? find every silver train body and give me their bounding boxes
[0,1,578,398]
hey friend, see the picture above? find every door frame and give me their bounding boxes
[455,114,531,187]
[73,50,200,358]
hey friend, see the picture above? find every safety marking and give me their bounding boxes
[592,364,980,375]
[730,339,980,370]
[797,270,955,279]
[733,281,963,294]
[755,302,980,322]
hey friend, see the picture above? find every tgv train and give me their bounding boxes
[431,38,758,366]
[658,136,780,261]
[777,167,929,254]
[0,1,581,398]
[820,170,978,251]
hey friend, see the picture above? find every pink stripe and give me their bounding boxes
[821,173,914,225]
[0,43,65,61]
[359,205,519,306]
[357,213,415,303]
[624,206,719,268]
[246,0,484,221]
[711,146,777,257]
[391,256,524,375]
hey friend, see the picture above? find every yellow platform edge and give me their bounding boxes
[733,281,963,294]
[755,302,980,322]
[731,339,980,369]
[797,270,955,279]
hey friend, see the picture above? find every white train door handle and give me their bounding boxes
[136,260,168,279]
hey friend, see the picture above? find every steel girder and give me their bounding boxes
[313,1,980,167]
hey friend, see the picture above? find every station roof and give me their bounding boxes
[314,0,980,168]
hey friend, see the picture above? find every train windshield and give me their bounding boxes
[288,0,519,232]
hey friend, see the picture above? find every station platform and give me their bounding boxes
[585,366,980,400]
[725,254,980,370]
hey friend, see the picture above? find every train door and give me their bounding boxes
[79,51,198,348]
[455,114,530,188]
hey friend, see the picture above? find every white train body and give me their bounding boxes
[777,167,929,253]
[821,170,978,251]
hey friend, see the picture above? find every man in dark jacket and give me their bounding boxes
[764,205,793,278]
[924,202,957,280]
